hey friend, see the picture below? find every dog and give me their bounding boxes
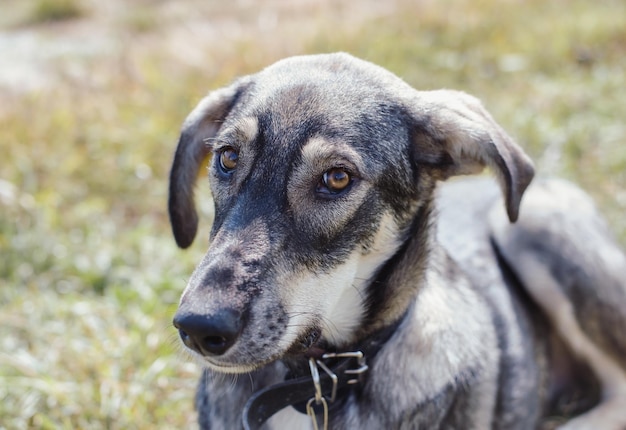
[167,53,626,429]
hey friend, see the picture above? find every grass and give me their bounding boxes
[28,0,84,24]
[0,0,624,428]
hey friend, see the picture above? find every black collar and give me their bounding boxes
[242,315,405,430]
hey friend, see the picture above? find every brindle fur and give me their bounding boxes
[168,53,626,429]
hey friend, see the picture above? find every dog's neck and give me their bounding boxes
[356,201,434,340]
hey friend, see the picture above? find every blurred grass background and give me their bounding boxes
[0,0,624,428]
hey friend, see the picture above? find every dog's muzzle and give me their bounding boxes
[173,308,243,356]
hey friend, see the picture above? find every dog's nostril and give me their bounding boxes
[173,308,242,356]
[204,335,228,350]
[177,329,192,347]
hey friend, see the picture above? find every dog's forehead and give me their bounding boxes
[245,54,405,121]
[217,55,414,160]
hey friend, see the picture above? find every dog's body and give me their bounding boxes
[168,53,626,429]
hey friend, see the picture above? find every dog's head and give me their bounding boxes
[168,53,534,373]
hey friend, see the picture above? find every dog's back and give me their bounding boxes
[439,177,626,428]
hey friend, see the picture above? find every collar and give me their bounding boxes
[242,316,405,430]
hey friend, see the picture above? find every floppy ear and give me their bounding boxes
[168,78,250,248]
[409,89,535,223]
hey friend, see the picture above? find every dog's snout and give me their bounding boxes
[173,308,243,356]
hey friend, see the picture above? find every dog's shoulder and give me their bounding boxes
[353,255,499,428]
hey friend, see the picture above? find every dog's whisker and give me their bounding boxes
[228,373,240,392]
[350,282,368,301]
[246,372,255,392]
[167,332,183,349]
[284,324,313,330]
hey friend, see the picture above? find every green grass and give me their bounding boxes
[0,0,625,428]
[28,0,84,24]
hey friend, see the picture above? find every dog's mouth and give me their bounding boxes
[195,326,327,374]
[200,360,259,374]
[286,327,327,359]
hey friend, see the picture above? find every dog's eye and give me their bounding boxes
[318,168,352,195]
[218,147,239,172]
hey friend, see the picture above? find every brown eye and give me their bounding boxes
[319,168,352,194]
[219,147,238,172]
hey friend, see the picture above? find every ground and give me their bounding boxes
[0,0,625,428]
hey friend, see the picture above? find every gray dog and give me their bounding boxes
[168,53,626,429]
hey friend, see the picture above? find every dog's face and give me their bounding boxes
[168,53,534,373]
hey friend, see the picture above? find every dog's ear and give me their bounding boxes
[168,78,250,248]
[409,89,534,222]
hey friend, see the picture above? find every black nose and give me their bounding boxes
[173,308,243,356]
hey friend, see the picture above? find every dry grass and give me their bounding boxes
[0,0,625,428]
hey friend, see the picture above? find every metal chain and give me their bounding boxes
[305,352,367,430]
[306,396,329,430]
